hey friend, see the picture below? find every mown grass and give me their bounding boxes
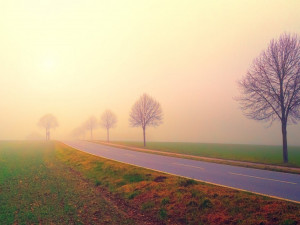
[56,142,300,225]
[110,141,300,167]
[0,141,134,225]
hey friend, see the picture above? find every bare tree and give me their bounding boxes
[38,114,59,140]
[237,33,300,163]
[129,93,163,147]
[84,116,98,140]
[100,110,117,142]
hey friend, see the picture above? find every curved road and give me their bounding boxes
[62,140,300,203]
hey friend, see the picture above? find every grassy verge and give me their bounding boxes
[0,141,134,224]
[103,141,300,167]
[56,142,300,225]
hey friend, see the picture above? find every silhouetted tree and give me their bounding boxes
[100,110,117,142]
[38,114,59,140]
[237,33,300,163]
[129,93,163,147]
[84,116,98,140]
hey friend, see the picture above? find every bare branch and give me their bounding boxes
[129,93,163,129]
[237,33,300,124]
[100,110,117,130]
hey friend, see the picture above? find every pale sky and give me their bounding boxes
[1,0,300,145]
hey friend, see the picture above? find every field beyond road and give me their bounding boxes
[106,141,300,168]
[1,141,300,225]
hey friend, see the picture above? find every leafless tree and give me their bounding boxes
[84,116,98,140]
[100,110,117,142]
[237,33,300,163]
[129,93,163,147]
[38,114,59,140]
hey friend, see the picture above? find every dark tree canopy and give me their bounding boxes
[237,33,300,163]
[129,93,163,146]
[100,110,117,142]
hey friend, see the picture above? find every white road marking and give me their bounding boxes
[173,163,204,170]
[229,172,297,185]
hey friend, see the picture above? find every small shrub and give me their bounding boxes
[191,189,201,198]
[158,208,168,220]
[212,193,218,198]
[280,219,297,225]
[95,180,102,186]
[123,173,144,183]
[154,176,167,182]
[116,181,126,187]
[128,191,140,200]
[141,201,155,211]
[161,197,170,206]
[64,204,76,214]
[187,200,198,207]
[179,179,197,187]
[199,199,213,209]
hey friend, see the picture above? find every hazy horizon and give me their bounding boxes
[1,1,300,145]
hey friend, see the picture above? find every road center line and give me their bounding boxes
[173,163,204,170]
[229,172,297,185]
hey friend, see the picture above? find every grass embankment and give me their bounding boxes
[0,141,134,224]
[107,141,300,168]
[57,142,300,225]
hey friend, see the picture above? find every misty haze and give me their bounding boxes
[1,1,299,147]
[1,1,300,225]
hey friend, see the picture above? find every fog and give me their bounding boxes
[1,1,300,145]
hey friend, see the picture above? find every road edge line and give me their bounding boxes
[59,141,300,205]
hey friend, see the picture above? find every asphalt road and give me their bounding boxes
[62,140,300,203]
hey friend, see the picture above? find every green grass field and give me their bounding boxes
[1,141,299,225]
[111,141,300,167]
[0,141,133,224]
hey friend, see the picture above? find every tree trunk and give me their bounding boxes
[90,128,93,140]
[281,120,288,163]
[107,128,109,142]
[45,128,48,140]
[143,127,146,147]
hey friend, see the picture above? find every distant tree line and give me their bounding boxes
[36,33,300,164]
[70,93,163,146]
